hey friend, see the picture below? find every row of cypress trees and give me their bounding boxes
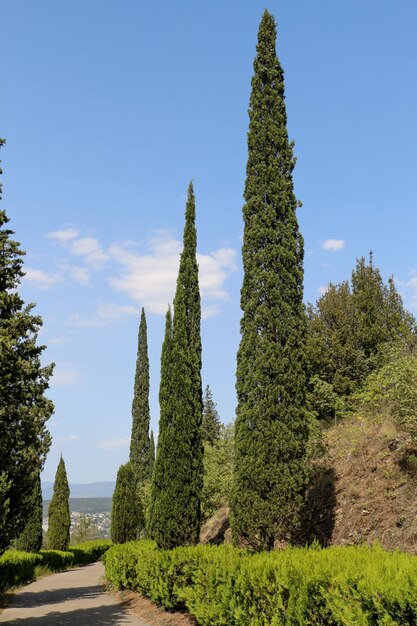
[112,9,308,551]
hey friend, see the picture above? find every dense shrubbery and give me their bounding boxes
[0,539,111,592]
[354,349,417,430]
[105,540,417,625]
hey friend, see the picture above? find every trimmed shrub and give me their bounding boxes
[0,539,111,592]
[104,540,417,625]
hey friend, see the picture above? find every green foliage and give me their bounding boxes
[201,423,234,520]
[0,540,111,592]
[111,462,144,543]
[307,255,417,414]
[232,10,308,551]
[149,183,203,549]
[130,307,151,482]
[70,513,101,544]
[307,375,346,422]
[202,385,222,444]
[149,430,155,477]
[47,457,70,551]
[0,140,54,554]
[354,349,417,430]
[138,478,152,533]
[14,472,43,553]
[105,540,417,625]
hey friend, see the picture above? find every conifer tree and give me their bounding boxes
[47,457,70,551]
[231,11,308,551]
[15,472,43,553]
[129,307,151,481]
[149,183,203,549]
[111,462,144,543]
[0,139,54,553]
[149,430,155,476]
[202,385,222,444]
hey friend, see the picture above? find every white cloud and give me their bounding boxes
[109,231,237,315]
[317,285,329,295]
[47,228,79,242]
[69,237,108,268]
[69,303,137,328]
[322,239,346,252]
[55,434,79,443]
[70,265,91,286]
[24,268,62,290]
[94,436,130,449]
[51,363,81,387]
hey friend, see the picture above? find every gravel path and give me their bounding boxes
[0,561,150,625]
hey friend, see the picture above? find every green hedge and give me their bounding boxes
[104,541,417,625]
[0,539,112,592]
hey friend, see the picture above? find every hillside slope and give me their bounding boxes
[303,415,417,553]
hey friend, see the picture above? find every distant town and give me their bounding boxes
[42,495,113,539]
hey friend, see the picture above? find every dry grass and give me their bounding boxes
[117,590,196,626]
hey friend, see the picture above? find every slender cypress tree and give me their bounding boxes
[111,462,144,543]
[202,385,222,445]
[149,183,203,549]
[231,11,308,551]
[148,306,173,541]
[149,430,155,477]
[129,307,151,481]
[15,472,43,553]
[47,457,70,550]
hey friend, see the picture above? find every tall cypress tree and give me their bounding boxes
[15,472,43,553]
[130,307,151,481]
[149,183,203,549]
[231,11,308,551]
[148,306,173,541]
[149,430,155,477]
[111,462,144,543]
[47,457,70,551]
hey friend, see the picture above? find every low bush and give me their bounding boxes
[0,539,111,592]
[104,541,417,625]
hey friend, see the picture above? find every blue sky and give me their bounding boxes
[2,1,417,483]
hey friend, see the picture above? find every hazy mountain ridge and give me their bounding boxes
[42,481,115,499]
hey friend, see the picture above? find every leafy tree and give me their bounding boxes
[47,457,70,551]
[231,11,308,551]
[149,430,155,477]
[130,307,151,482]
[307,255,417,418]
[149,183,203,549]
[0,139,54,553]
[202,385,222,444]
[354,348,417,431]
[71,513,100,544]
[15,472,43,553]
[202,423,234,520]
[111,462,144,544]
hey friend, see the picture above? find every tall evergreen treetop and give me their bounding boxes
[47,456,70,551]
[202,385,222,445]
[0,139,54,553]
[130,307,151,481]
[149,183,203,549]
[111,462,144,544]
[231,11,308,551]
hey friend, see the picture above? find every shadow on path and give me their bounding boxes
[11,584,103,608]
[2,603,133,625]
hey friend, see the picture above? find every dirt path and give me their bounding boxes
[0,561,150,625]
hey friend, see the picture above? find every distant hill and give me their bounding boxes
[42,481,115,499]
[42,497,112,517]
